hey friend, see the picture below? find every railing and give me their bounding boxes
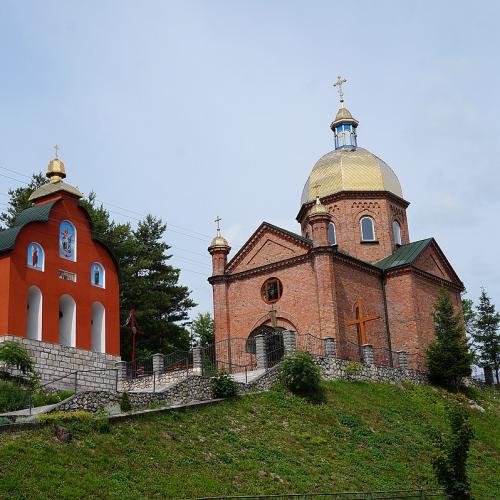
[125,357,153,380]
[296,332,326,358]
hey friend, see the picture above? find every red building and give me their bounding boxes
[209,88,463,369]
[0,156,120,357]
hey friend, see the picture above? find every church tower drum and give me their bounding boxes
[298,77,410,263]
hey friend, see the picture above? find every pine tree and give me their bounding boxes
[473,288,500,383]
[426,289,473,388]
[0,173,45,228]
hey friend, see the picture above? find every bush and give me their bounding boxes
[212,371,239,399]
[39,411,93,424]
[0,380,30,412]
[31,389,74,407]
[120,391,132,412]
[432,403,474,499]
[0,341,35,375]
[280,352,323,401]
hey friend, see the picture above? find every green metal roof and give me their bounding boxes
[374,238,433,271]
[0,200,59,253]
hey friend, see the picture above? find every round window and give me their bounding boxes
[261,278,283,304]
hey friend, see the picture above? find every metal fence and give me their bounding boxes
[296,333,326,358]
[201,338,257,376]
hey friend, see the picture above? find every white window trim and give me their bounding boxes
[59,220,77,262]
[360,216,376,242]
[27,242,45,272]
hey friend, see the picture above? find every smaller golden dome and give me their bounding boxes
[335,107,353,121]
[210,234,230,248]
[309,196,329,216]
[47,158,66,184]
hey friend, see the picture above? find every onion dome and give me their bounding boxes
[301,77,403,206]
[29,151,83,202]
[209,216,230,251]
[309,196,329,216]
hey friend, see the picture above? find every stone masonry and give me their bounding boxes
[0,335,121,391]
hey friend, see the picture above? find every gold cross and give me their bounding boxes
[54,144,60,159]
[333,76,347,106]
[346,297,380,345]
[312,181,321,201]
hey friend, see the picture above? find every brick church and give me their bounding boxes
[208,80,463,368]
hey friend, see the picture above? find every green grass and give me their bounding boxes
[0,381,498,498]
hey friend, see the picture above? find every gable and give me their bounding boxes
[413,244,456,282]
[226,223,311,275]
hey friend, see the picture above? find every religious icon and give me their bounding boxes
[91,262,104,288]
[59,221,76,260]
[27,243,44,270]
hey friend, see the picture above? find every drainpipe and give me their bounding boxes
[382,273,394,367]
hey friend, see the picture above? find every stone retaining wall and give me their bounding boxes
[0,336,121,391]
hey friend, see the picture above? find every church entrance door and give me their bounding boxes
[248,325,284,368]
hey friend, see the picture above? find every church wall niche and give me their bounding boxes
[59,294,76,347]
[26,285,42,341]
[91,302,105,353]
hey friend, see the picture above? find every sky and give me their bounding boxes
[1,0,499,321]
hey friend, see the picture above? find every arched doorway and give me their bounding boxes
[91,302,105,353]
[59,294,76,347]
[247,325,285,367]
[26,286,42,340]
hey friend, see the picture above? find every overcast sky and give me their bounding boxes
[1,1,499,320]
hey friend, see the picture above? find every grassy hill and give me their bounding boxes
[0,381,498,498]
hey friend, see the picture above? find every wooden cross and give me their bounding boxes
[269,305,278,329]
[54,144,60,159]
[346,297,380,345]
[333,75,347,106]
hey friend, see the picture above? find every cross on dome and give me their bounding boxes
[214,216,222,236]
[333,76,347,107]
[54,144,60,159]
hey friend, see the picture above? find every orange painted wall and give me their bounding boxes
[0,195,120,356]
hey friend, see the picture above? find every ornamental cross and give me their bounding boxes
[214,216,222,233]
[312,181,321,201]
[346,297,380,345]
[54,144,60,159]
[333,76,347,106]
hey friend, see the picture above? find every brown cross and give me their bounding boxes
[269,305,278,329]
[346,297,380,345]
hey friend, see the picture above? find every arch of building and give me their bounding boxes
[26,285,42,341]
[91,302,105,353]
[59,294,76,347]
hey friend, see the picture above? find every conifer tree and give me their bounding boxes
[472,288,500,383]
[426,289,472,388]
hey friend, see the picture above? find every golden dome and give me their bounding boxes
[309,197,329,216]
[209,233,230,249]
[47,157,66,183]
[335,107,353,121]
[301,147,403,205]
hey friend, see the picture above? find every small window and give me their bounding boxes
[393,221,402,246]
[360,217,376,241]
[261,278,283,304]
[59,220,77,261]
[27,242,44,271]
[328,222,336,245]
[91,262,105,288]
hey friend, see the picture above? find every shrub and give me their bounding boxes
[212,371,239,399]
[280,352,323,401]
[432,403,474,499]
[0,380,30,412]
[120,391,132,412]
[0,417,11,426]
[31,389,74,407]
[39,411,93,423]
[0,341,35,375]
[344,361,363,378]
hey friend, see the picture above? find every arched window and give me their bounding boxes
[328,222,336,245]
[91,262,105,288]
[59,220,77,261]
[91,302,105,353]
[393,220,402,246]
[360,216,376,242]
[27,243,44,271]
[59,294,76,347]
[261,278,283,304]
[26,286,42,340]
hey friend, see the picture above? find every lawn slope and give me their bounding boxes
[0,381,498,498]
